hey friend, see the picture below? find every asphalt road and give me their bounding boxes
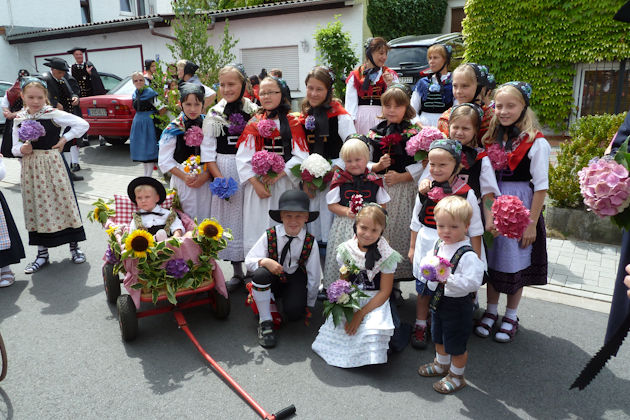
[0,177,629,419]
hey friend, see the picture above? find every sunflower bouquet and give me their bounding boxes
[87,198,115,225]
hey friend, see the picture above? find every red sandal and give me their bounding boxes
[494,316,519,343]
[474,311,498,338]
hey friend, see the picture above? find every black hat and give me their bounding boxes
[127,177,167,205]
[43,58,70,72]
[67,47,87,54]
[183,60,199,76]
[269,190,319,223]
[144,59,156,71]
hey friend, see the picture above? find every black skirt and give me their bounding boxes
[0,190,25,266]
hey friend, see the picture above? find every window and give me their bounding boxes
[80,0,91,23]
[120,0,132,13]
[451,7,465,32]
[573,61,630,121]
[242,46,300,92]
[120,0,146,15]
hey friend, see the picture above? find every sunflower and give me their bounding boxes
[198,219,223,240]
[106,226,117,237]
[93,207,100,220]
[125,229,155,258]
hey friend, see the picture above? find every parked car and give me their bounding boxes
[79,75,135,145]
[0,80,14,127]
[385,33,465,88]
[99,72,123,92]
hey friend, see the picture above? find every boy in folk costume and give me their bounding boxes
[126,177,184,240]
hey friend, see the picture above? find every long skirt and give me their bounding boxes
[129,110,158,162]
[21,150,85,247]
[169,167,212,222]
[241,175,296,254]
[0,190,25,266]
[210,153,244,262]
[487,181,547,294]
[307,188,334,245]
[418,111,442,128]
[382,180,416,281]
[605,230,630,343]
[355,105,383,135]
[322,216,354,289]
[312,291,394,368]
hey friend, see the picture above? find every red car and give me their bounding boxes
[79,76,136,145]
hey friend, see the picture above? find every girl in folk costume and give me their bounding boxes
[11,78,89,273]
[236,76,308,253]
[409,139,484,349]
[298,66,355,245]
[203,64,258,290]
[437,63,495,140]
[129,72,160,177]
[368,84,423,282]
[312,204,402,368]
[322,138,390,289]
[158,83,217,221]
[411,44,454,127]
[475,82,550,343]
[0,154,25,287]
[345,37,398,134]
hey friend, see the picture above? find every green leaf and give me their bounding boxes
[331,305,344,327]
[312,177,323,188]
[290,164,302,179]
[414,150,428,162]
[483,231,495,249]
[342,307,355,324]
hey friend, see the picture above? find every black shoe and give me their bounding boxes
[226,275,243,292]
[99,137,106,146]
[257,320,277,348]
[70,172,84,181]
[71,163,81,172]
[317,289,328,301]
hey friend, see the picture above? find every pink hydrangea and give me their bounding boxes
[492,195,531,239]
[257,119,277,138]
[251,150,272,176]
[578,157,630,217]
[427,187,448,202]
[184,125,204,147]
[269,152,285,174]
[486,143,508,171]
[406,127,444,158]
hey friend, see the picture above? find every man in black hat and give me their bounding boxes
[244,190,321,348]
[67,47,106,98]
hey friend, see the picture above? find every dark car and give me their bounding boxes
[79,75,135,145]
[385,33,465,87]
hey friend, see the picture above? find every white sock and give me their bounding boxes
[495,307,518,341]
[0,266,10,273]
[35,246,49,265]
[415,319,427,328]
[252,282,272,322]
[449,364,465,386]
[504,307,518,321]
[475,303,498,337]
[143,162,154,177]
[70,145,80,164]
[435,352,451,372]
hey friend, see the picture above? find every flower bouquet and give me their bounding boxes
[252,149,285,190]
[184,125,204,147]
[419,255,452,287]
[18,120,46,143]
[304,115,316,131]
[349,194,364,215]
[257,119,279,138]
[290,153,333,191]
[486,143,508,171]
[491,195,531,240]
[87,198,116,225]
[209,177,238,201]
[182,154,206,175]
[322,279,368,327]
[406,127,445,161]
[228,113,246,135]
[578,142,630,229]
[427,186,448,203]
[379,132,403,154]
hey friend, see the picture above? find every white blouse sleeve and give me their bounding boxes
[411,90,422,116]
[466,190,484,237]
[305,240,322,307]
[528,138,551,191]
[203,84,216,98]
[344,74,358,120]
[53,112,89,141]
[0,159,5,181]
[201,133,217,163]
[410,194,422,232]
[376,186,391,204]
[479,156,501,197]
[326,186,341,205]
[285,143,309,183]
[0,95,9,109]
[11,123,22,157]
[158,133,179,173]
[235,134,257,185]
[245,231,269,274]
[337,113,356,142]
[444,252,484,297]
[406,161,426,184]
[170,216,185,235]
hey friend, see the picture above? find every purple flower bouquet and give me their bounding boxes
[322,279,368,327]
[209,177,238,201]
[18,120,45,143]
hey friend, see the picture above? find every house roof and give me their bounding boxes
[5,0,352,44]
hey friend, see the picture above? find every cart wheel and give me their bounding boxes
[103,263,121,304]
[117,295,138,342]
[209,289,230,319]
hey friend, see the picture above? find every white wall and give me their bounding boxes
[2,0,81,28]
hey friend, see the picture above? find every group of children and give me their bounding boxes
[0,44,550,395]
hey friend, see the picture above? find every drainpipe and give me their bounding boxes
[148,19,176,41]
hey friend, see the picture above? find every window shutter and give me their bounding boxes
[241,46,300,91]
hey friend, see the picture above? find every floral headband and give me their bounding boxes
[387,83,412,98]
[503,81,532,107]
[227,63,248,80]
[271,76,291,99]
[429,139,462,166]
[21,77,47,90]
[431,43,453,64]
[345,133,369,144]
[358,202,389,227]
[451,102,484,129]
[485,73,496,90]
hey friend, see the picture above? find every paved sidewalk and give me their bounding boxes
[1,143,622,304]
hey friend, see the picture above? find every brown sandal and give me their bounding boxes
[433,371,467,394]
[474,311,498,338]
[494,316,519,343]
[418,358,449,377]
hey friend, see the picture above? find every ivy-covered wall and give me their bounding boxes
[463,0,630,130]
[367,0,447,41]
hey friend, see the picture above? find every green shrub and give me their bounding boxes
[367,0,447,40]
[549,112,627,208]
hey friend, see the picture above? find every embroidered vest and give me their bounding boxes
[429,241,474,312]
[24,119,62,150]
[338,178,381,207]
[132,209,178,236]
[351,67,390,106]
[418,185,472,229]
[71,65,92,97]
[173,121,203,164]
[263,136,292,162]
[460,158,483,199]
[133,97,156,112]
[217,111,251,155]
[497,149,533,182]
[371,134,415,174]
[305,116,342,160]
[266,227,314,282]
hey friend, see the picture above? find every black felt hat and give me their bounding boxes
[127,177,167,205]
[67,46,87,54]
[43,58,70,72]
[269,190,319,223]
[184,61,199,76]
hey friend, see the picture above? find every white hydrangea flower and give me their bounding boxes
[301,153,331,178]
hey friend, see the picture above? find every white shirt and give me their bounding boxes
[128,205,185,235]
[11,111,89,157]
[527,138,551,191]
[429,238,484,297]
[158,129,215,174]
[245,224,321,307]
